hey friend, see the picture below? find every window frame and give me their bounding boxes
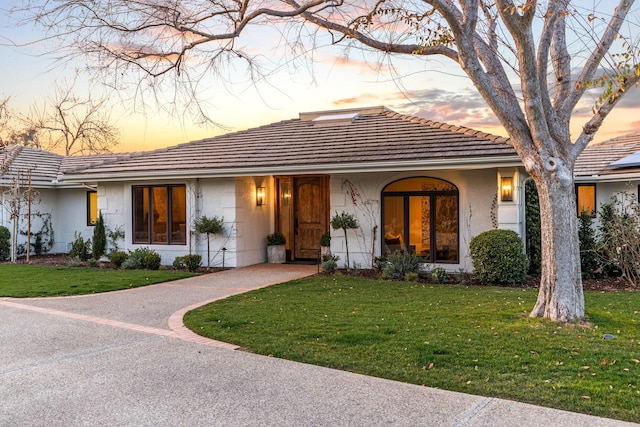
[131,184,187,245]
[86,190,98,226]
[575,183,596,217]
[381,177,460,264]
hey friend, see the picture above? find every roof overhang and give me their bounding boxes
[59,156,523,183]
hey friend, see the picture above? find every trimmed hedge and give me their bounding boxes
[470,229,528,284]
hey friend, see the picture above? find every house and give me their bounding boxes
[1,106,547,269]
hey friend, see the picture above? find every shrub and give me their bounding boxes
[405,272,419,282]
[0,225,10,261]
[144,252,162,270]
[194,215,224,268]
[331,211,359,269]
[373,255,387,272]
[69,232,91,261]
[578,211,600,279]
[382,250,420,280]
[92,211,107,259]
[122,247,161,270]
[109,250,128,268]
[66,256,83,267]
[431,266,449,284]
[267,232,286,245]
[470,229,528,284]
[321,253,339,273]
[320,232,331,247]
[525,180,542,275]
[174,254,202,272]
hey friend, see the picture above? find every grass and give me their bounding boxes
[184,275,640,422]
[0,265,197,297]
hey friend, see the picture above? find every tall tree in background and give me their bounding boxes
[15,1,640,321]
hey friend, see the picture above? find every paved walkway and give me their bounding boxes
[0,264,636,426]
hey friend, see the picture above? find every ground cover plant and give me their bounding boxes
[0,265,196,297]
[184,275,640,422]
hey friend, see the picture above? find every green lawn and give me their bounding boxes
[0,265,197,297]
[184,275,640,422]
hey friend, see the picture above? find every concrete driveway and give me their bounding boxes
[0,264,635,426]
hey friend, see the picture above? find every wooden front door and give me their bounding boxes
[294,176,327,259]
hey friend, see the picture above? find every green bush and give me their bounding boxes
[382,250,420,280]
[122,247,161,270]
[579,211,600,279]
[267,232,286,245]
[69,232,91,261]
[174,254,202,272]
[321,253,339,273]
[0,225,10,261]
[470,229,528,284]
[320,231,331,247]
[92,212,107,259]
[431,266,449,284]
[109,250,128,268]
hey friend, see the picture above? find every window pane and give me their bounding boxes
[409,196,431,257]
[576,185,596,215]
[133,187,149,243]
[87,191,98,226]
[170,186,186,244]
[435,195,458,261]
[152,187,168,243]
[385,177,456,192]
[383,196,405,253]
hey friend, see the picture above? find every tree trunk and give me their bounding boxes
[529,164,584,322]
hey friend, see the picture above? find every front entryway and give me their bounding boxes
[276,175,329,261]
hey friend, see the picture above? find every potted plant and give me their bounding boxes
[267,232,286,264]
[320,231,331,257]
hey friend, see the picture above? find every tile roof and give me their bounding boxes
[0,145,131,187]
[62,107,518,181]
[575,132,640,178]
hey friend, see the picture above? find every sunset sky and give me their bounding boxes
[1,4,639,154]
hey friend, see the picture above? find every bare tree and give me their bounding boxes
[14,1,640,321]
[27,84,120,156]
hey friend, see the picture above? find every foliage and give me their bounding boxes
[596,193,640,287]
[107,225,125,252]
[382,250,420,281]
[194,215,224,268]
[267,232,286,246]
[69,232,91,261]
[470,230,528,284]
[0,264,195,297]
[122,247,161,270]
[321,253,339,273]
[431,266,449,284]
[372,255,387,272]
[0,225,10,261]
[66,256,83,267]
[578,212,600,280]
[108,250,128,268]
[194,215,224,235]
[92,211,106,259]
[319,231,331,247]
[18,213,54,257]
[173,254,202,272]
[597,202,623,278]
[184,276,640,422]
[524,180,541,275]
[331,211,359,270]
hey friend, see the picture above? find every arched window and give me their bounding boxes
[382,177,459,263]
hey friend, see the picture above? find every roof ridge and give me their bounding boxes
[383,111,510,144]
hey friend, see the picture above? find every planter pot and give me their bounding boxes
[267,245,286,264]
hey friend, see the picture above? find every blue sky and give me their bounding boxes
[1,3,639,153]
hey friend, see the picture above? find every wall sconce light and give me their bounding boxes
[501,177,513,202]
[256,186,266,206]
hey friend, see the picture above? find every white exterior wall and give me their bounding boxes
[328,169,504,272]
[233,176,272,267]
[497,168,527,239]
[594,180,640,209]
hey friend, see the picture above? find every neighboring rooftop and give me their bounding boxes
[575,132,640,178]
[60,107,517,181]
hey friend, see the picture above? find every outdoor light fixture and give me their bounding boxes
[256,186,266,206]
[501,177,513,202]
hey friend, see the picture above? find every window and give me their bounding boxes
[87,191,98,226]
[132,185,186,245]
[576,184,596,216]
[382,177,459,263]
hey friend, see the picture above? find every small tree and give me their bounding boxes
[578,212,600,280]
[331,211,359,270]
[194,215,224,269]
[0,225,10,261]
[92,211,106,259]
